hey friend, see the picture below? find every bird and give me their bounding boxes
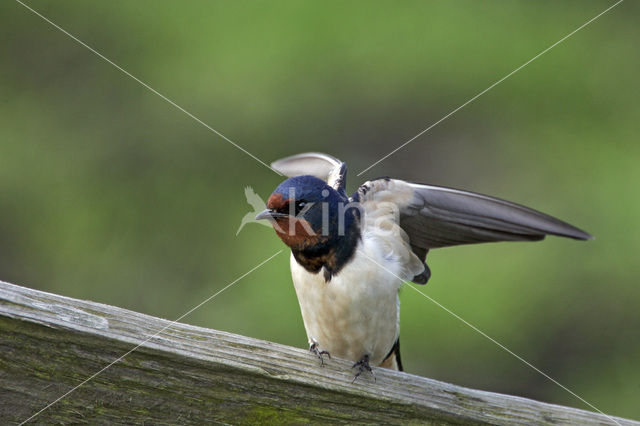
[255,152,592,378]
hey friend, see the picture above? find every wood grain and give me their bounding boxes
[0,280,636,425]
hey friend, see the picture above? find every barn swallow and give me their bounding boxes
[256,152,592,378]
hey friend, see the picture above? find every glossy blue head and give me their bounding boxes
[256,175,353,250]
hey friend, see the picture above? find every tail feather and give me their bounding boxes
[379,339,403,371]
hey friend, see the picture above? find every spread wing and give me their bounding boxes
[402,181,593,247]
[352,178,592,284]
[271,152,347,194]
[354,178,593,250]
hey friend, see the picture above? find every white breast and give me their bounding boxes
[290,187,425,366]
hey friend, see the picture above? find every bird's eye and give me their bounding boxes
[294,200,307,215]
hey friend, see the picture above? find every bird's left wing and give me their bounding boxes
[271,152,347,193]
[353,178,592,250]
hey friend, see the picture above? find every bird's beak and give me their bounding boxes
[255,209,288,221]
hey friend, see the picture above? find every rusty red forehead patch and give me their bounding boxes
[267,193,289,210]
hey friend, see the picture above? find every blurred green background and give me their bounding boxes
[1,0,638,419]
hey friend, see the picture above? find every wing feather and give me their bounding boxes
[271,152,347,192]
[354,179,592,250]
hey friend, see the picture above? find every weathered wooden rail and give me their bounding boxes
[0,280,636,425]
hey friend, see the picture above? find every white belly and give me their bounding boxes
[290,226,423,365]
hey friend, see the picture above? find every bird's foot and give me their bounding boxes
[309,342,331,366]
[351,354,375,383]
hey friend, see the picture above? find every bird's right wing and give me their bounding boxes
[271,152,347,193]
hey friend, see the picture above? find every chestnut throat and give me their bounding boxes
[291,220,360,282]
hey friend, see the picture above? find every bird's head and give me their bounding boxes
[256,175,351,250]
